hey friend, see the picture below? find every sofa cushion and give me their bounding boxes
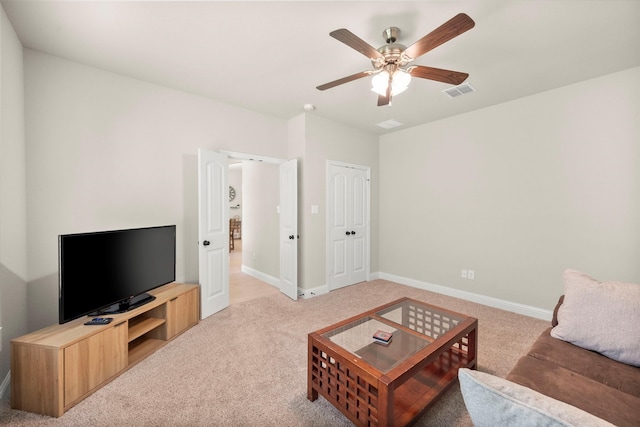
[458,368,614,427]
[529,328,640,396]
[508,356,640,427]
[551,269,640,366]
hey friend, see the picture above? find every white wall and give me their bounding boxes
[379,67,640,311]
[242,161,279,278]
[24,50,288,329]
[0,4,29,391]
[302,114,379,290]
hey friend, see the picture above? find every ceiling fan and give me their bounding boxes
[316,13,475,106]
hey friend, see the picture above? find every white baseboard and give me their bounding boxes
[239,266,330,300]
[298,285,329,299]
[0,371,10,401]
[379,272,553,321]
[241,265,279,288]
[298,271,381,299]
[290,271,551,320]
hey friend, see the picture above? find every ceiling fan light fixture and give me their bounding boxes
[371,69,411,96]
[371,71,389,96]
[391,69,411,95]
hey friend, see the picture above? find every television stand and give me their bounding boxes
[92,293,157,316]
[11,283,199,417]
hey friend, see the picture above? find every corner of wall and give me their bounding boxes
[1,2,30,391]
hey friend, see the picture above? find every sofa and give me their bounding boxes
[458,269,640,427]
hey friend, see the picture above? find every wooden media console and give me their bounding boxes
[11,282,199,417]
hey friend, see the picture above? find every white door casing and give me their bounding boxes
[279,159,298,300]
[198,149,229,319]
[199,150,298,305]
[327,162,370,291]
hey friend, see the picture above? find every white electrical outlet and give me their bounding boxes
[468,270,475,280]
[461,269,468,279]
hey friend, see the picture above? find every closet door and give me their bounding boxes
[327,162,370,290]
[349,168,368,284]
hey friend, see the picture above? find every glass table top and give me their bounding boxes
[321,299,465,373]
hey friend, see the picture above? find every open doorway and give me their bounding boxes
[228,160,281,305]
[198,148,297,318]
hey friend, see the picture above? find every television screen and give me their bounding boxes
[59,225,176,324]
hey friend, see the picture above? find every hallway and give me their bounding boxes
[229,240,280,304]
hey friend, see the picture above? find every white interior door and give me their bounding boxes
[198,149,229,319]
[349,169,368,284]
[279,159,298,300]
[327,162,369,290]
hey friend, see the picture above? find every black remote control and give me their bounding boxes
[84,317,113,325]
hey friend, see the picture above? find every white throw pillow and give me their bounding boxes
[458,368,614,427]
[550,269,640,367]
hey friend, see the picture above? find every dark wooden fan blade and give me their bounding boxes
[403,13,475,60]
[377,75,392,106]
[377,94,391,106]
[330,29,384,60]
[316,71,370,91]
[409,65,469,85]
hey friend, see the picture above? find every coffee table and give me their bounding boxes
[307,297,478,426]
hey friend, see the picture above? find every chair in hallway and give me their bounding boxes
[229,218,236,250]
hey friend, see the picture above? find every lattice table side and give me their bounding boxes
[308,336,381,426]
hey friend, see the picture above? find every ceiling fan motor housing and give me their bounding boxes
[383,27,401,43]
[373,27,408,70]
[376,43,406,61]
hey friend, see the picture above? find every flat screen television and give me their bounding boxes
[58,225,176,324]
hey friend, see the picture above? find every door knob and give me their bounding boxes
[351,231,356,235]
[289,235,294,239]
[203,240,210,246]
[346,231,351,236]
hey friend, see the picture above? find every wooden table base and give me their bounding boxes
[307,298,477,427]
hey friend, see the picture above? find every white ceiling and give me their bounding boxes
[2,1,639,135]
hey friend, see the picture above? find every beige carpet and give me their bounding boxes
[0,280,549,426]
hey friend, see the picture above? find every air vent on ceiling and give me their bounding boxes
[375,119,404,129]
[442,82,476,98]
